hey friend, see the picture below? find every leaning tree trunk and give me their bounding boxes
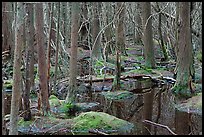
[65,2,80,103]
[172,2,194,98]
[35,3,50,115]
[9,2,24,135]
[141,2,155,68]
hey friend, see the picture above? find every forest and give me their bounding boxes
[2,2,202,135]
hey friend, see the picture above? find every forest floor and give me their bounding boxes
[3,41,202,135]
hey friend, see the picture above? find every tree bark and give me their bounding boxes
[9,2,24,135]
[92,2,102,59]
[35,3,50,115]
[116,2,126,55]
[156,3,168,61]
[2,2,14,55]
[53,2,61,94]
[172,2,194,98]
[47,2,54,94]
[141,2,155,68]
[23,2,34,121]
[65,2,80,103]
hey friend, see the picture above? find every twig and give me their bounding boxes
[89,129,109,135]
[143,120,177,135]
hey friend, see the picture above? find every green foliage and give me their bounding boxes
[196,51,202,62]
[3,79,13,89]
[49,66,55,78]
[171,85,194,99]
[18,117,33,127]
[94,59,115,76]
[58,101,77,114]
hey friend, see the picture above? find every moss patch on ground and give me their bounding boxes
[17,111,135,135]
[72,111,135,134]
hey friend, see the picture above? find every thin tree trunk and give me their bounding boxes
[135,3,142,44]
[103,2,113,61]
[65,2,80,103]
[116,2,126,55]
[53,2,60,94]
[35,2,50,115]
[92,2,102,59]
[114,2,125,90]
[9,2,24,135]
[47,2,54,94]
[23,2,34,121]
[156,3,168,61]
[48,3,56,44]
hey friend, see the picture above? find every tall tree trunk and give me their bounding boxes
[2,2,12,52]
[35,3,50,115]
[48,3,56,45]
[172,2,194,98]
[103,2,113,61]
[80,2,89,47]
[65,2,80,103]
[174,2,179,60]
[47,2,54,94]
[9,2,24,135]
[92,2,102,59]
[114,2,125,90]
[141,2,155,68]
[135,3,143,44]
[53,2,60,94]
[156,3,168,61]
[116,2,126,55]
[23,2,34,121]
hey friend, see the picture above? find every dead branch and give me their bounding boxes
[143,120,177,135]
[89,129,109,135]
[78,74,149,83]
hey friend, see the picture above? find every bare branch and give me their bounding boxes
[143,120,177,135]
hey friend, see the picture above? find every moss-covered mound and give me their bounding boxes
[17,111,135,135]
[72,111,135,134]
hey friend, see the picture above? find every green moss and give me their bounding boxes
[171,85,193,99]
[49,95,61,107]
[72,111,134,132]
[196,51,202,62]
[3,79,13,89]
[122,68,152,75]
[18,118,33,127]
[101,91,133,100]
